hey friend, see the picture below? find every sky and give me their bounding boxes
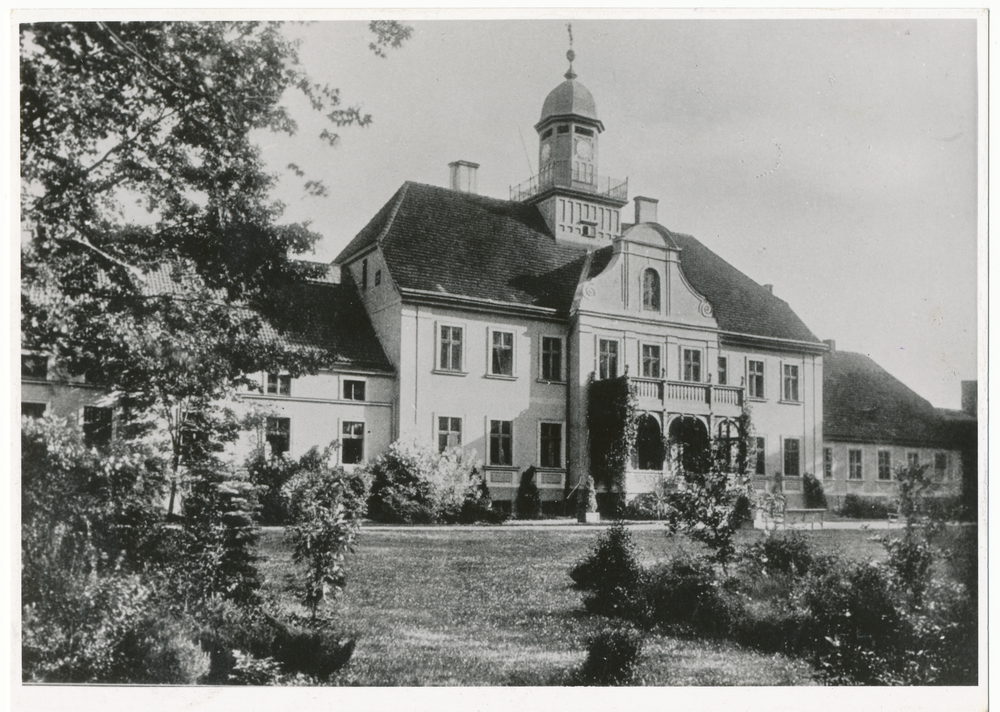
[254,17,979,410]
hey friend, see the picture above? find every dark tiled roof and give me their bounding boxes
[336,183,821,343]
[336,182,591,314]
[139,264,392,372]
[667,231,821,344]
[823,350,954,447]
[264,281,393,372]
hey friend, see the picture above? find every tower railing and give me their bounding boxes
[510,161,627,202]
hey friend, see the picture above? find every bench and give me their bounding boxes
[783,508,826,529]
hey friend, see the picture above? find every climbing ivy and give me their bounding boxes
[587,375,639,495]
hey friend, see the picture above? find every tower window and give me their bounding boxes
[556,125,569,134]
[361,259,368,290]
[574,126,594,136]
[541,128,552,140]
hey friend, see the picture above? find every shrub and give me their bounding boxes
[802,472,828,509]
[458,479,508,524]
[115,616,211,684]
[838,493,893,520]
[621,492,668,521]
[364,439,484,523]
[571,522,648,620]
[575,626,644,686]
[645,555,723,631]
[801,560,906,684]
[284,467,363,619]
[742,531,813,577]
[515,468,543,520]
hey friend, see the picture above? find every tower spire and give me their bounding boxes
[565,23,576,80]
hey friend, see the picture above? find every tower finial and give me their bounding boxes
[565,23,576,80]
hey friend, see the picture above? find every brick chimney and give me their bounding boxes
[634,196,658,224]
[961,380,977,416]
[449,160,479,194]
[763,284,773,294]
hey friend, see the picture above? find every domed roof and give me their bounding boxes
[540,78,598,123]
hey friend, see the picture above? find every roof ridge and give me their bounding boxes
[376,182,410,247]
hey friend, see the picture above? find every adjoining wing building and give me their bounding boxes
[22,56,973,510]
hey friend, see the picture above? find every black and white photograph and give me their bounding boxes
[14,10,985,709]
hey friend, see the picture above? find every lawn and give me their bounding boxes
[257,524,904,686]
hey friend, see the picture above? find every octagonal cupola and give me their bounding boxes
[511,45,627,248]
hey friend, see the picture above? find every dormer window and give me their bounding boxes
[642,268,661,311]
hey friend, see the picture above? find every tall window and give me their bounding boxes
[682,349,701,382]
[717,357,728,386]
[21,354,47,380]
[782,364,799,402]
[783,438,800,477]
[748,360,765,398]
[541,337,562,381]
[878,450,892,480]
[83,406,113,449]
[267,373,291,396]
[823,447,833,479]
[907,452,920,469]
[642,269,661,311]
[361,258,368,290]
[642,344,661,378]
[754,437,766,475]
[849,449,863,480]
[439,326,463,371]
[438,417,462,452]
[489,420,513,466]
[342,422,364,464]
[266,417,290,456]
[539,423,562,468]
[491,330,514,376]
[375,269,382,286]
[598,339,618,380]
[343,380,366,401]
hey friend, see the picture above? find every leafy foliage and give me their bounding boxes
[741,531,814,577]
[802,472,827,509]
[283,461,364,619]
[587,375,638,494]
[364,438,496,524]
[838,493,894,520]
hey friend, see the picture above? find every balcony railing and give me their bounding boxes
[510,161,628,202]
[632,377,745,412]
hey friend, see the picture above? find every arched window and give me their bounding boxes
[634,414,665,471]
[642,269,661,311]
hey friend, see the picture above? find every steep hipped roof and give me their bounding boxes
[337,182,591,314]
[335,183,821,343]
[823,349,953,447]
[667,231,821,344]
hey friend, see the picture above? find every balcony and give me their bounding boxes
[510,161,628,203]
[633,377,744,417]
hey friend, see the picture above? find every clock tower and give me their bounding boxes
[511,49,628,247]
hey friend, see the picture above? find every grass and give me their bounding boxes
[257,526,899,686]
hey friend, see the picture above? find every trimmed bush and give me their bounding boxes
[116,616,211,684]
[742,531,813,577]
[575,626,644,686]
[515,468,543,520]
[645,555,723,632]
[802,472,828,509]
[838,493,894,520]
[570,522,648,620]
